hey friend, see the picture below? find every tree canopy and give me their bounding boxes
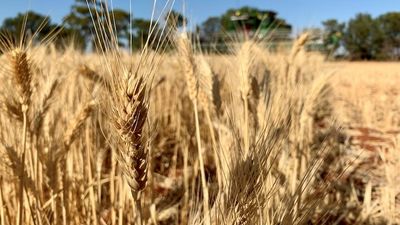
[1,2,400,59]
[63,0,131,50]
[378,12,400,60]
[322,12,400,60]
[322,19,345,58]
[220,6,290,32]
[131,18,163,50]
[210,6,291,41]
[1,11,54,44]
[344,13,384,60]
[200,17,222,43]
[165,10,188,29]
[0,4,293,52]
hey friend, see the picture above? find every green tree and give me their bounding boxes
[110,9,131,47]
[63,0,96,45]
[165,10,187,29]
[64,0,131,50]
[1,11,54,44]
[322,19,345,58]
[54,26,86,50]
[131,18,162,50]
[378,12,400,60]
[200,17,222,42]
[219,6,291,40]
[344,13,385,60]
[0,11,83,50]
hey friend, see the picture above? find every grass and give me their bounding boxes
[0,8,399,225]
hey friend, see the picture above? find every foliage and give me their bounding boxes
[344,13,385,60]
[200,6,292,41]
[199,17,222,43]
[198,6,292,52]
[63,0,97,49]
[0,10,87,50]
[63,0,130,50]
[165,10,187,29]
[3,2,400,60]
[0,4,294,52]
[322,19,345,57]
[131,18,163,50]
[219,6,291,40]
[323,12,400,60]
[0,11,54,44]
[111,9,132,46]
[377,12,400,60]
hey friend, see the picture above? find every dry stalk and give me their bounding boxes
[288,33,309,87]
[0,97,23,121]
[8,47,33,225]
[0,178,4,225]
[196,55,222,189]
[237,41,256,156]
[289,33,309,64]
[79,64,111,91]
[176,33,211,225]
[31,78,59,133]
[63,100,96,148]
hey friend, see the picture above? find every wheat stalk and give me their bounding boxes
[31,78,59,133]
[289,33,309,63]
[7,47,33,225]
[79,64,111,91]
[196,55,222,189]
[237,41,256,156]
[108,64,151,225]
[176,33,211,225]
[176,33,199,101]
[112,73,148,197]
[63,100,96,148]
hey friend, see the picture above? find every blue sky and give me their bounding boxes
[0,0,399,32]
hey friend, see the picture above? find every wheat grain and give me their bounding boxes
[8,48,32,109]
[63,100,96,148]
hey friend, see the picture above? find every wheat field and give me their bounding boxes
[0,14,399,225]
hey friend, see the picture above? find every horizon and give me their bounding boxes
[0,0,399,34]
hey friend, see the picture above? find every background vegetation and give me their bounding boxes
[2,0,399,60]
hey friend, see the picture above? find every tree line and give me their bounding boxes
[323,12,400,60]
[0,0,188,51]
[0,2,292,52]
[2,0,399,60]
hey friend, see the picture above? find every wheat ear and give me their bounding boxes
[8,47,32,225]
[111,71,149,225]
[9,48,32,108]
[176,33,211,225]
[112,69,149,200]
[79,65,111,91]
[63,100,96,149]
[289,33,309,63]
[197,55,222,189]
[237,41,256,156]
